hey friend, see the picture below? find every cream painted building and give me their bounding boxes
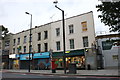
[12,23,51,54]
[11,11,95,54]
[9,11,96,69]
[51,11,95,52]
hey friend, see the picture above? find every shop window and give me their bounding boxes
[83,36,89,47]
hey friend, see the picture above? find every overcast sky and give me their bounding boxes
[0,0,110,34]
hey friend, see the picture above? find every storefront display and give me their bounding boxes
[53,56,85,69]
[38,59,50,70]
[13,60,19,69]
[33,52,50,70]
[52,49,85,69]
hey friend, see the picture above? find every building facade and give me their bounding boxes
[9,11,96,70]
[0,25,13,69]
[0,25,2,69]
[96,34,120,69]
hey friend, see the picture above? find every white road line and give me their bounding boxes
[76,77,87,78]
[60,76,68,78]
[21,74,26,75]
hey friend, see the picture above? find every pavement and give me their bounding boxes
[2,68,120,77]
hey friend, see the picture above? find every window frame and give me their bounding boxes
[37,44,41,53]
[69,39,74,49]
[44,31,48,39]
[17,37,20,45]
[56,28,60,36]
[44,43,48,52]
[69,24,74,34]
[24,36,27,43]
[23,46,26,53]
[83,36,89,47]
[56,41,61,50]
[38,32,41,41]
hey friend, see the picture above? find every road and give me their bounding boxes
[1,72,120,80]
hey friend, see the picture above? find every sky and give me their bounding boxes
[0,0,110,35]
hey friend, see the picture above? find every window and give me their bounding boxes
[69,24,74,34]
[38,32,41,41]
[17,48,19,53]
[13,39,16,46]
[44,31,48,39]
[17,37,20,45]
[113,55,118,60]
[56,41,61,50]
[17,46,21,53]
[44,43,48,52]
[24,36,27,43]
[23,46,26,53]
[81,21,87,32]
[29,45,32,53]
[13,48,15,54]
[5,40,10,47]
[69,39,74,49]
[38,44,41,53]
[83,36,88,47]
[56,28,60,36]
[29,34,32,42]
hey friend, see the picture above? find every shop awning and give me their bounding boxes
[52,49,84,57]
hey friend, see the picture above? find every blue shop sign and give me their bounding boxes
[33,52,50,59]
[16,54,20,58]
[20,54,32,60]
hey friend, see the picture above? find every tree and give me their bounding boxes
[2,26,9,37]
[96,1,120,32]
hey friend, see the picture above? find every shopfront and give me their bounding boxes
[33,52,50,70]
[52,49,85,69]
[19,53,32,69]
[9,54,20,69]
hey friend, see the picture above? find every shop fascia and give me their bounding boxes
[19,52,50,60]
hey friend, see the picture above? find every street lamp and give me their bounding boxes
[53,1,66,74]
[25,12,32,72]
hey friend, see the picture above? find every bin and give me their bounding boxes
[87,64,91,70]
[67,63,77,74]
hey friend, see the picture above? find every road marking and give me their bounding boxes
[60,76,68,78]
[21,74,26,75]
[76,77,87,78]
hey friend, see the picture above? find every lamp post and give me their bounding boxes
[25,12,32,72]
[53,1,66,74]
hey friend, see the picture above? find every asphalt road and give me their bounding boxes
[1,72,120,80]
